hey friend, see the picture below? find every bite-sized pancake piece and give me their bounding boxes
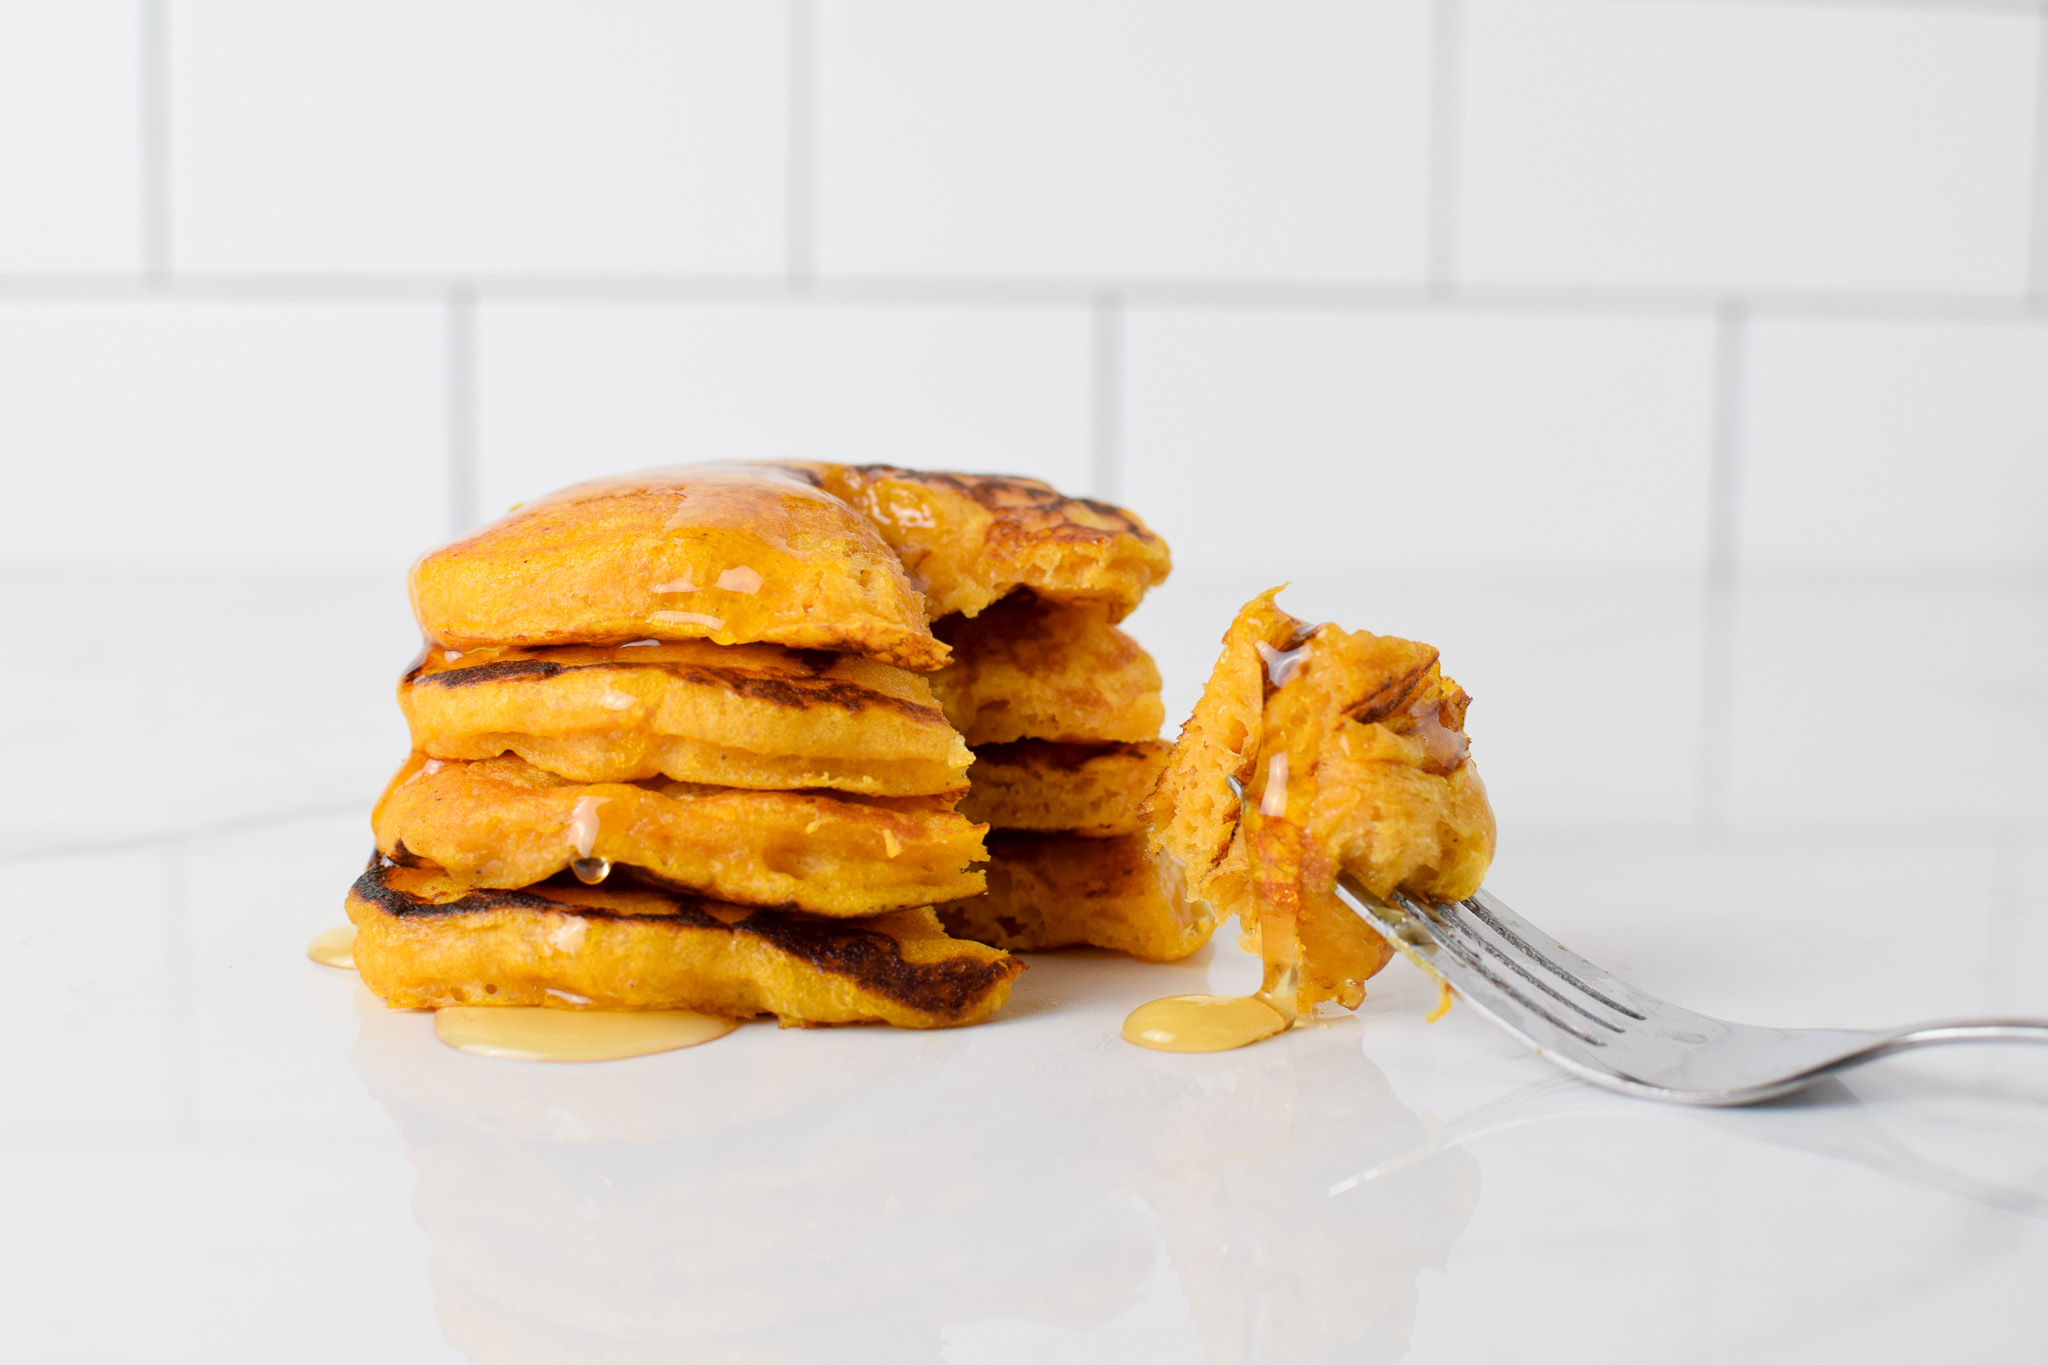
[958,740,1169,837]
[928,593,1164,746]
[348,858,1023,1028]
[403,639,971,796]
[785,463,1171,622]
[374,754,987,915]
[934,832,1212,962]
[1148,588,1495,1011]
[410,464,947,671]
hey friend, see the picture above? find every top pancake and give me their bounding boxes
[410,464,947,671]
[785,464,1171,622]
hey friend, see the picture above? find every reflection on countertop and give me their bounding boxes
[352,963,1479,1365]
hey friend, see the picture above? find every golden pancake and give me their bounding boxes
[402,639,971,796]
[410,464,947,671]
[935,832,1213,962]
[957,740,1169,837]
[928,593,1164,746]
[373,754,988,915]
[785,463,1171,621]
[348,859,1022,1027]
[1148,588,1495,1011]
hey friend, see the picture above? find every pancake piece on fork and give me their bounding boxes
[1148,588,1496,1013]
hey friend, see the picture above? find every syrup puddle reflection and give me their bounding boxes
[351,974,1480,1364]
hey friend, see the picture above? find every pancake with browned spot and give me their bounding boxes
[928,594,1164,746]
[957,740,1168,837]
[783,463,1171,622]
[410,464,947,670]
[348,858,1022,1027]
[934,832,1212,962]
[403,639,971,796]
[373,753,987,915]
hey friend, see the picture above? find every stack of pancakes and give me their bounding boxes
[777,468,1212,964]
[345,462,1200,1030]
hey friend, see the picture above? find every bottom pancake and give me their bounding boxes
[348,859,1023,1029]
[934,832,1214,963]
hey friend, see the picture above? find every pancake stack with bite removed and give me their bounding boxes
[782,465,1212,964]
[347,464,1022,1029]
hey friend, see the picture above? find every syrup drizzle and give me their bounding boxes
[432,1007,737,1062]
[569,855,612,885]
[1121,993,1287,1053]
[306,925,357,970]
[1126,670,1309,1054]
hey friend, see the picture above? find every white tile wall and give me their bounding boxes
[0,301,447,568]
[818,0,1433,281]
[1741,317,2048,571]
[0,0,2042,855]
[1460,0,2039,294]
[0,1,142,272]
[170,0,788,274]
[1120,307,1716,575]
[1721,584,2048,830]
[475,300,1094,514]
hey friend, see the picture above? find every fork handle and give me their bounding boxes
[1866,1019,2048,1059]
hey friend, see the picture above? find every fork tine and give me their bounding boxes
[1407,895,1629,1034]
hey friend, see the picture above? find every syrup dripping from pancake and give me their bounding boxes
[433,1006,737,1062]
[306,925,357,969]
[1125,632,1317,1054]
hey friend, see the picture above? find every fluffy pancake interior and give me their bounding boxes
[933,832,1213,963]
[348,858,1023,1027]
[409,464,946,670]
[373,753,989,916]
[403,639,971,795]
[929,593,1164,746]
[957,740,1168,837]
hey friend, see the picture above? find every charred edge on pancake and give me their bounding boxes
[385,840,430,868]
[412,658,569,688]
[349,862,1019,1018]
[1346,653,1443,728]
[843,466,1158,543]
[970,739,1152,772]
[673,666,944,721]
[410,654,942,723]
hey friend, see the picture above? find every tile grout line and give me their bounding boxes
[2028,2,2048,301]
[447,289,479,534]
[1425,0,1464,295]
[1694,299,1749,832]
[139,0,172,282]
[1090,294,1124,502]
[785,0,821,290]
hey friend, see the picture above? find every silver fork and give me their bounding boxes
[1338,879,2048,1106]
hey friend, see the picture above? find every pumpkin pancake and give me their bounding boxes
[348,858,1023,1027]
[373,754,988,915]
[402,639,971,796]
[934,832,1213,963]
[957,740,1169,837]
[928,594,1164,746]
[784,463,1171,622]
[410,464,946,671]
[1148,589,1495,1011]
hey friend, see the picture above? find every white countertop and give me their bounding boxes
[5,567,2045,1363]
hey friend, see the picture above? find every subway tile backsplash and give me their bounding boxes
[1,0,2042,588]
